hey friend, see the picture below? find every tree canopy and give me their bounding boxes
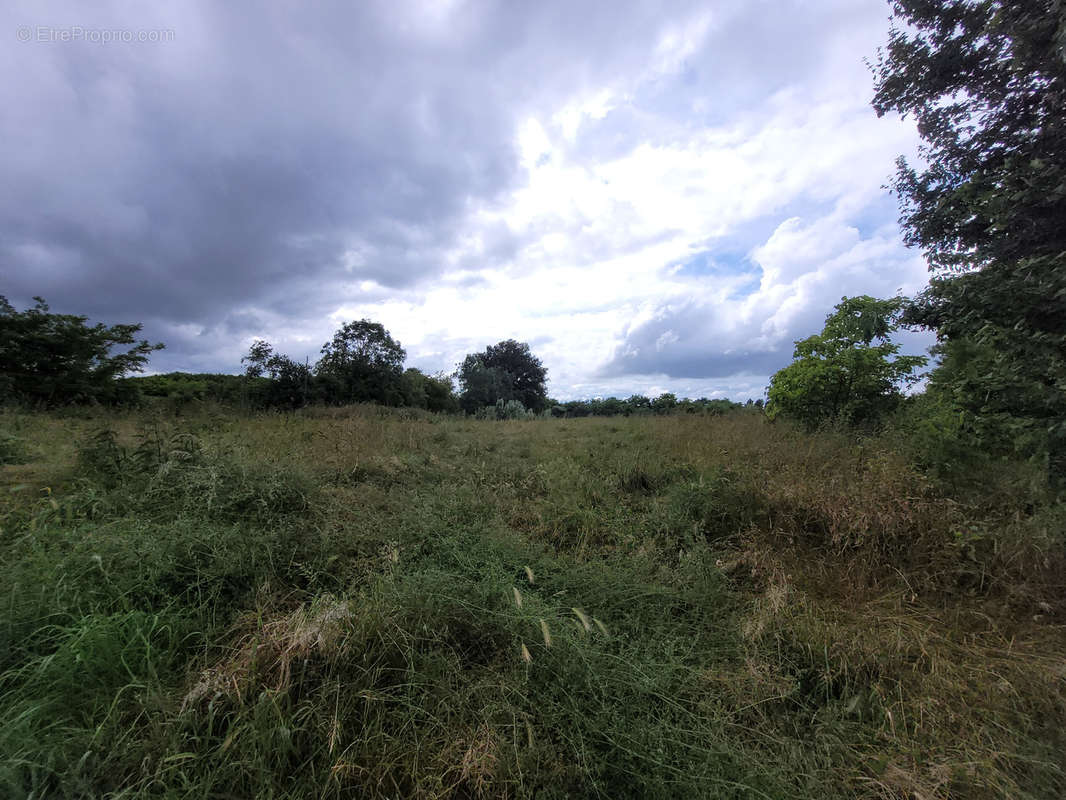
[767,296,926,429]
[241,340,313,409]
[0,296,163,406]
[457,340,548,413]
[400,368,460,413]
[872,0,1066,472]
[315,320,407,406]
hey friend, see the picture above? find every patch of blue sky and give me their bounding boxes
[728,272,761,299]
[670,249,760,299]
[848,191,900,239]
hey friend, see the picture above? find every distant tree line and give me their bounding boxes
[234,321,460,412]
[0,300,754,419]
[549,396,749,418]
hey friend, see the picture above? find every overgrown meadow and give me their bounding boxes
[1,406,1063,799]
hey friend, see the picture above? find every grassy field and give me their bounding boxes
[1,406,1064,799]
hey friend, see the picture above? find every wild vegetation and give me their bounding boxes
[1,404,1063,799]
[0,297,163,407]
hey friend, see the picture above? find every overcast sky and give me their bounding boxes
[3,0,933,400]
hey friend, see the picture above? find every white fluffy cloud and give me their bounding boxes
[325,4,931,399]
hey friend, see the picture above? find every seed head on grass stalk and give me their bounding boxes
[539,618,551,649]
[572,608,591,632]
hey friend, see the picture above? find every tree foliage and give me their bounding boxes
[315,320,406,406]
[235,327,461,412]
[240,340,313,409]
[872,0,1066,471]
[457,340,548,413]
[456,356,513,414]
[400,368,460,413]
[241,340,277,379]
[549,395,743,418]
[767,296,926,429]
[0,296,163,405]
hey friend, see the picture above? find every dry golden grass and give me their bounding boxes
[183,593,355,708]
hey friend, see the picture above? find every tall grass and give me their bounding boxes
[0,406,1062,798]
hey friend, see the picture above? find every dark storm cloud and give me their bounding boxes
[2,0,706,368]
[599,296,798,381]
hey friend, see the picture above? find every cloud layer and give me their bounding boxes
[3,0,931,398]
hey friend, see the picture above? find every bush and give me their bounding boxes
[475,399,534,420]
[890,394,985,482]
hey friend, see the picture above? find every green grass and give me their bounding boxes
[1,406,1063,798]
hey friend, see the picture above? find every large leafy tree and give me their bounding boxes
[872,1,1066,471]
[315,320,406,406]
[457,339,548,413]
[0,296,163,405]
[456,355,515,414]
[767,296,926,429]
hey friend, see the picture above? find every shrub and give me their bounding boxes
[475,399,534,420]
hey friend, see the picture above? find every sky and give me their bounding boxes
[2,0,934,401]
